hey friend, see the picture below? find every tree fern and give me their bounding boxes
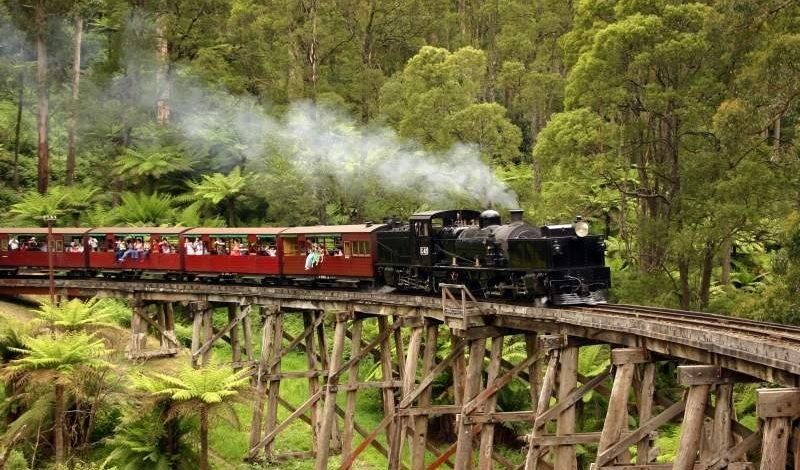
[130,363,251,470]
[34,298,121,334]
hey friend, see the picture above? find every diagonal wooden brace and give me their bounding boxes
[192,303,251,359]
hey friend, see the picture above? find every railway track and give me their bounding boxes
[573,303,800,344]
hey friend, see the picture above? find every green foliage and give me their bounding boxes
[380,46,521,163]
[104,407,197,470]
[111,192,177,226]
[34,298,120,333]
[114,146,192,193]
[132,363,250,405]
[182,166,250,226]
[5,333,111,377]
[0,318,32,363]
[8,186,98,226]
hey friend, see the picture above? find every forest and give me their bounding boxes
[0,0,798,468]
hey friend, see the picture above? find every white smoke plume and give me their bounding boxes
[174,87,519,209]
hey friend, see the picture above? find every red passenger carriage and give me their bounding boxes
[87,227,189,276]
[0,228,90,274]
[182,227,284,281]
[279,224,385,285]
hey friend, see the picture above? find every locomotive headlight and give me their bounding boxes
[574,217,589,237]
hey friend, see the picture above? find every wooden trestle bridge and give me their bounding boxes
[1,277,799,470]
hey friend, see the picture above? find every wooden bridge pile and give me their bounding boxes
[1,278,799,469]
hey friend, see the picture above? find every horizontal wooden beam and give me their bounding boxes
[125,347,179,359]
[529,432,603,446]
[611,348,650,365]
[397,405,461,417]
[464,411,536,424]
[757,388,800,418]
[678,365,721,385]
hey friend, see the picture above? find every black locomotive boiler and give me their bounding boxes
[375,209,610,305]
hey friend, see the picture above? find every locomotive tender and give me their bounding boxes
[0,209,609,306]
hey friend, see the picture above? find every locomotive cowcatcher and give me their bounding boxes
[375,209,610,305]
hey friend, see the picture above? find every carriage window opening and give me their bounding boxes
[86,235,103,252]
[283,237,298,255]
[0,237,7,251]
[159,235,179,254]
[352,240,370,256]
[307,235,342,255]
[256,236,277,256]
[67,236,84,253]
[431,218,443,230]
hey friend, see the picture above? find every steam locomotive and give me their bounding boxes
[0,209,609,306]
[376,209,609,305]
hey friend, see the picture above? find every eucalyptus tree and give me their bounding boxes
[379,46,522,164]
[533,2,791,309]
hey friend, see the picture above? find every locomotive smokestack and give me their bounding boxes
[509,209,524,224]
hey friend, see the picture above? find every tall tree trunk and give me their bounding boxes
[458,0,468,44]
[34,0,49,194]
[226,200,235,227]
[199,404,209,470]
[306,0,318,100]
[54,383,65,466]
[720,237,732,286]
[66,12,83,186]
[164,415,177,466]
[359,0,376,122]
[771,113,782,162]
[699,242,715,309]
[155,19,170,124]
[678,256,690,310]
[13,69,23,190]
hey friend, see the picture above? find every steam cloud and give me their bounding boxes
[175,89,519,208]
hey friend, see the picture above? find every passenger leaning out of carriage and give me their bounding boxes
[304,243,325,270]
[117,239,133,262]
